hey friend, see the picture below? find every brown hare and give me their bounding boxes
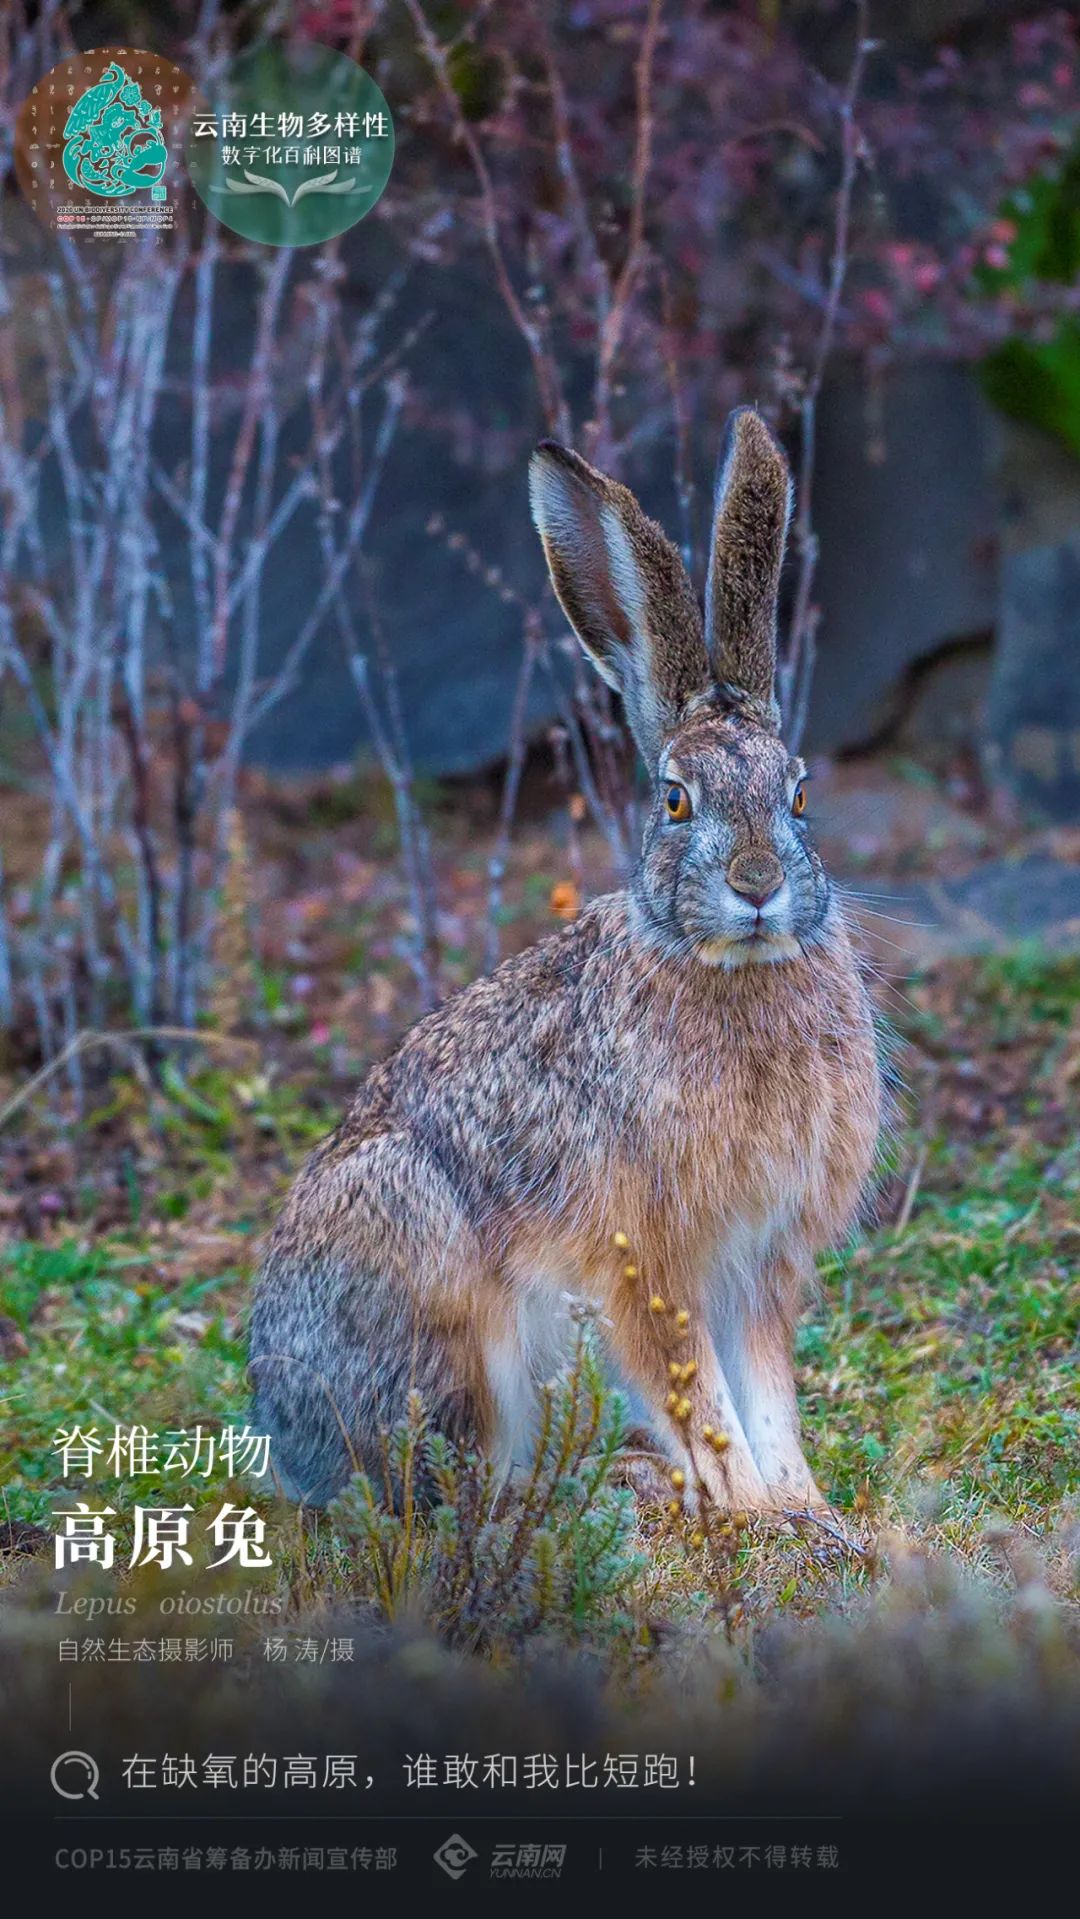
[250,407,882,1514]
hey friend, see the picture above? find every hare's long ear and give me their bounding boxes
[530,441,710,767]
[704,407,792,725]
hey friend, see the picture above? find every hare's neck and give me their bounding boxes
[623,892,854,1006]
[685,936,842,1020]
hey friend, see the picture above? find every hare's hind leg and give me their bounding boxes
[482,1282,580,1490]
[251,1268,498,1507]
[249,1133,495,1506]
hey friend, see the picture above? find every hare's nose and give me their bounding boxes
[727,850,784,908]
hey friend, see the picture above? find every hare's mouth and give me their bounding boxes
[694,930,802,970]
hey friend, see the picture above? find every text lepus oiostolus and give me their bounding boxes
[250,407,883,1512]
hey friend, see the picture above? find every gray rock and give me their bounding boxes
[987,540,1080,822]
[951,856,1080,938]
[806,362,996,751]
[894,858,1080,960]
[983,419,1080,822]
[6,201,1075,790]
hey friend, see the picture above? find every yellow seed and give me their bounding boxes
[712,1431,730,1453]
[649,1295,666,1315]
[690,1530,705,1549]
[732,1511,748,1531]
[702,1424,714,1441]
[623,1263,639,1279]
[667,1499,682,1517]
[670,1468,686,1491]
[676,1397,692,1421]
[612,1231,630,1251]
[675,1308,690,1329]
[668,1361,682,1380]
[665,1390,679,1413]
[681,1360,698,1383]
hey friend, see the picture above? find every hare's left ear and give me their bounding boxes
[530,440,710,767]
[705,407,793,725]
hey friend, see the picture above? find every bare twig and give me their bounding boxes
[113,682,166,1029]
[349,565,443,1012]
[589,0,663,466]
[0,1026,259,1133]
[485,610,544,972]
[780,0,874,749]
[658,266,697,574]
[404,0,568,438]
[782,1506,867,1557]
[894,1141,928,1236]
[0,856,11,1033]
[0,0,423,1047]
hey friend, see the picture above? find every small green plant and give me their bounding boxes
[978,139,1080,457]
[329,1314,646,1648]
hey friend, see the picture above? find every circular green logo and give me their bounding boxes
[62,58,168,198]
[15,49,193,242]
[185,42,393,247]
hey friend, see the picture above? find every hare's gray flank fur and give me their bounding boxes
[250,407,882,1514]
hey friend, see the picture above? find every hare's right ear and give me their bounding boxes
[529,441,710,767]
[704,407,792,726]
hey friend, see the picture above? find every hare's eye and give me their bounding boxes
[792,781,807,818]
[665,783,692,823]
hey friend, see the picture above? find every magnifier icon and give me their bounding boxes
[51,1751,100,1800]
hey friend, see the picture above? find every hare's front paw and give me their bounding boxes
[693,1449,772,1517]
[762,1471,831,1515]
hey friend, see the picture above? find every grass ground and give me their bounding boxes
[1,767,1079,1814]
[2,947,1078,1646]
